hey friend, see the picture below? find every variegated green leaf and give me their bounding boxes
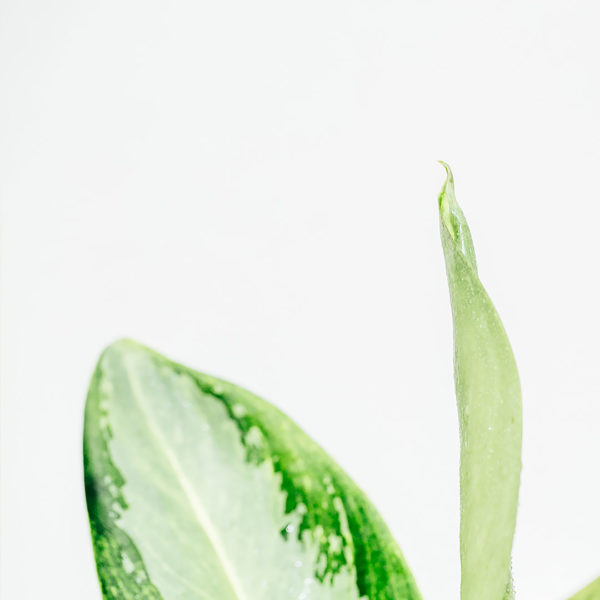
[84,339,422,600]
[438,163,522,600]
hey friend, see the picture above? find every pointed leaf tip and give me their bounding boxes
[437,164,477,272]
[438,160,454,182]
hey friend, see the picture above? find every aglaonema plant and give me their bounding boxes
[83,165,599,600]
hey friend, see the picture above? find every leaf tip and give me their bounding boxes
[98,338,146,363]
[437,163,478,272]
[437,160,455,210]
[438,159,453,180]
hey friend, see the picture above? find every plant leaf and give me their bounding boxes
[568,577,600,600]
[84,339,422,600]
[438,163,522,600]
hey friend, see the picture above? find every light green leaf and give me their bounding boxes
[568,577,600,600]
[438,163,522,600]
[84,339,422,600]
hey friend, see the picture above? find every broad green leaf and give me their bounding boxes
[438,163,522,600]
[568,577,600,600]
[84,339,422,600]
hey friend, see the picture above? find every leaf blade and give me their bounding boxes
[84,339,422,600]
[569,577,600,600]
[438,165,523,600]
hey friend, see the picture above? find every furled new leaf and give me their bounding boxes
[438,163,522,600]
[84,340,422,600]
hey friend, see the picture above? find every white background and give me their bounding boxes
[1,1,599,598]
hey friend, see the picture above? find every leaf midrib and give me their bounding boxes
[122,355,250,600]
